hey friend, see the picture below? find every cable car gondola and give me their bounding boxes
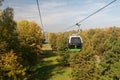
[68,35,83,51]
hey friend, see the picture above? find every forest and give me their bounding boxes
[0,0,120,80]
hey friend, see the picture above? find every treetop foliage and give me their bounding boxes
[0,7,43,79]
[0,7,17,53]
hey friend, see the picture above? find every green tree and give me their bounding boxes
[70,48,99,80]
[56,33,68,51]
[49,33,57,50]
[99,28,120,80]
[0,7,18,54]
[70,28,107,80]
[0,7,27,80]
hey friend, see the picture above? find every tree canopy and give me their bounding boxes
[0,7,17,53]
[69,27,120,80]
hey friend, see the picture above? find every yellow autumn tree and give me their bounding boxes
[17,20,42,68]
[0,50,26,80]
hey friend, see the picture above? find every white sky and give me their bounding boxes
[1,0,120,32]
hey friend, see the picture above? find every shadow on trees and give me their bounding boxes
[42,50,57,58]
[33,64,59,80]
[29,50,61,80]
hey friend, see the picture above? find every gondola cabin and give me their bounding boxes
[68,35,83,51]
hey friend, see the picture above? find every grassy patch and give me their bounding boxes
[31,50,72,80]
[50,67,72,80]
